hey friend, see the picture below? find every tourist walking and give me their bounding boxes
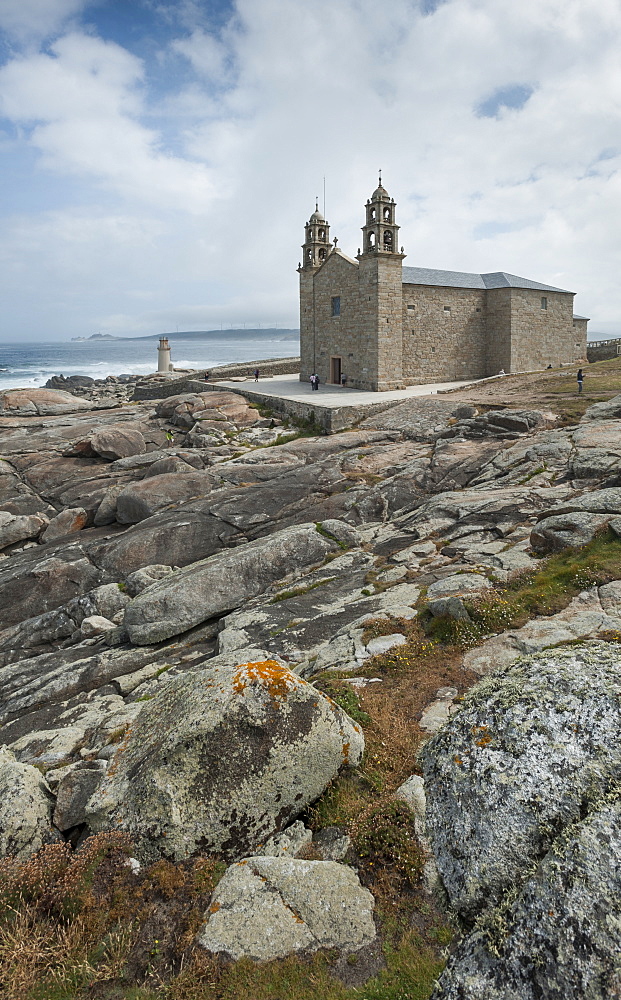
[310,373,319,390]
[253,368,260,382]
[340,373,347,386]
[577,368,584,393]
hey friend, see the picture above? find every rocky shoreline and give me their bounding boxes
[0,373,620,998]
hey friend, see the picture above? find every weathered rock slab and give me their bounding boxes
[197,856,376,961]
[0,747,59,858]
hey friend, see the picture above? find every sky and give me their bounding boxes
[0,0,620,342]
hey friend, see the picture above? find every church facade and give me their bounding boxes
[298,180,588,391]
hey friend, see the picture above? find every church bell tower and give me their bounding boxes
[359,174,400,256]
[300,202,331,270]
[356,175,405,390]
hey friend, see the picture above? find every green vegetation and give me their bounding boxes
[423,529,621,648]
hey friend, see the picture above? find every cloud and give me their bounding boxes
[0,0,89,44]
[0,31,215,211]
[0,0,620,339]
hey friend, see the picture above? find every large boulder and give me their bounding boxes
[123,520,345,644]
[86,657,364,860]
[197,857,376,961]
[89,425,146,460]
[432,795,621,1000]
[421,642,621,924]
[0,388,90,416]
[115,472,214,524]
[530,511,614,552]
[0,747,59,858]
[41,507,89,543]
[0,511,48,550]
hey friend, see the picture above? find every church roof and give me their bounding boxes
[401,266,573,294]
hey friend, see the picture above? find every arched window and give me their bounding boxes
[383,207,391,222]
[306,248,313,262]
[369,207,376,221]
[318,247,327,260]
[368,231,376,249]
[318,228,325,240]
[383,230,393,248]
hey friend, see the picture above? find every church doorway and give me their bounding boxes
[330,356,342,384]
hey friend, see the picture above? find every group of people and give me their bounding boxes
[309,373,347,390]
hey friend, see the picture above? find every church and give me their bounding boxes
[298,179,588,391]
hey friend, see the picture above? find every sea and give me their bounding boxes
[0,330,300,391]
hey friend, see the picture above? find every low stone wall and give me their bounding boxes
[132,357,300,401]
[587,341,621,363]
[196,382,402,432]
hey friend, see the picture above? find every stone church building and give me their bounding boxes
[298,179,588,390]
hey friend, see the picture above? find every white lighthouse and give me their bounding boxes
[157,337,172,373]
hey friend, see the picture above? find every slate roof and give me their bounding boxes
[401,266,573,294]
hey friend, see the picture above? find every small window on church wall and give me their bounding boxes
[306,248,313,262]
[368,232,376,249]
[541,296,548,310]
[444,306,451,313]
[331,296,341,316]
[319,247,326,260]
[370,208,376,221]
[383,207,391,222]
[319,229,325,240]
[407,304,415,311]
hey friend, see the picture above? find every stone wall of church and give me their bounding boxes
[299,270,316,382]
[485,287,513,375]
[366,253,405,390]
[401,284,487,383]
[508,289,578,371]
[300,253,368,387]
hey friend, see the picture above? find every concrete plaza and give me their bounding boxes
[214,373,474,409]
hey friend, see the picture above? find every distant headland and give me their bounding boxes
[71,328,300,342]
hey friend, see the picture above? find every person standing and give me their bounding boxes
[577,368,584,393]
[253,368,260,382]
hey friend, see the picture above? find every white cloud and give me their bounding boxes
[0,0,88,44]
[0,0,620,338]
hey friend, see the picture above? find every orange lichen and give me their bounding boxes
[209,901,221,913]
[231,660,300,702]
[453,755,464,766]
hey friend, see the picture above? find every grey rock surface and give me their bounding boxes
[422,642,621,924]
[197,856,376,961]
[432,795,621,1000]
[124,521,342,644]
[115,472,213,524]
[86,656,364,859]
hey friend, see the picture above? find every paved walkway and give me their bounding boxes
[213,373,474,409]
